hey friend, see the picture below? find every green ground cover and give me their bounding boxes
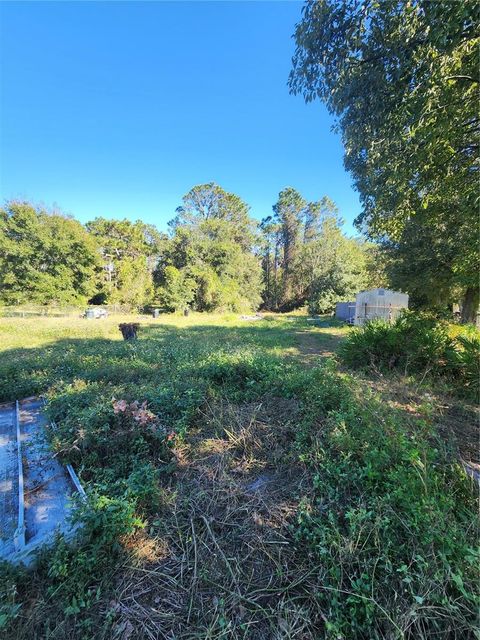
[0,314,478,639]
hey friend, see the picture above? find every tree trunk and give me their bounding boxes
[460,286,479,324]
[273,242,279,311]
[263,245,271,308]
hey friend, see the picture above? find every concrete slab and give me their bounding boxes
[0,397,85,565]
[0,402,18,558]
[19,398,74,547]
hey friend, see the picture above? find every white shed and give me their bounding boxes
[354,288,408,326]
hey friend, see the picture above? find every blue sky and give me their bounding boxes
[0,1,361,235]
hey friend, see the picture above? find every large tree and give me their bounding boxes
[0,201,100,305]
[290,0,479,322]
[382,211,462,310]
[260,189,375,311]
[272,187,306,307]
[259,216,282,310]
[303,196,339,243]
[158,184,263,312]
[297,207,372,313]
[170,182,256,251]
[86,218,165,307]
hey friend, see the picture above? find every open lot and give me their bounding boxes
[0,314,478,639]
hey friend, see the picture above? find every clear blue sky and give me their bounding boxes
[0,1,361,235]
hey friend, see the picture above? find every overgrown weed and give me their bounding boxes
[0,315,477,638]
[340,311,480,400]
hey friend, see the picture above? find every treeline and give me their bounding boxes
[0,202,165,308]
[0,185,378,313]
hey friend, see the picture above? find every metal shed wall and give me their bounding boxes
[335,302,356,322]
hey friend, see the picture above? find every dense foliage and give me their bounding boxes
[0,202,100,305]
[290,0,480,321]
[261,189,375,311]
[1,187,374,314]
[0,315,477,638]
[341,311,480,398]
[86,218,166,307]
[156,183,263,312]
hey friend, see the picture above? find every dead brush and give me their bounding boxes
[105,482,319,639]
[198,397,300,470]
[201,398,264,454]
[97,398,315,640]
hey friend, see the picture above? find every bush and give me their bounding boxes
[451,334,480,396]
[340,311,479,397]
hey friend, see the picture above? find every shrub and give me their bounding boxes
[340,311,479,397]
[452,334,480,396]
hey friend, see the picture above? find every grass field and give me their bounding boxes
[0,314,478,639]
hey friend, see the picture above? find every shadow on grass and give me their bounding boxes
[0,318,346,403]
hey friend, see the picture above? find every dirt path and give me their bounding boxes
[291,325,345,366]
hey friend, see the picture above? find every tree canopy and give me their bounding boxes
[0,202,100,305]
[86,218,166,306]
[290,0,480,321]
[0,187,398,316]
[261,187,377,312]
[157,183,262,312]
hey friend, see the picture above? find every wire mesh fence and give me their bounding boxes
[0,304,133,318]
[354,304,405,326]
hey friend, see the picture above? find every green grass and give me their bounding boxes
[0,313,313,398]
[0,314,478,639]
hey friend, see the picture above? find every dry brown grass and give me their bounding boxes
[99,397,328,640]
